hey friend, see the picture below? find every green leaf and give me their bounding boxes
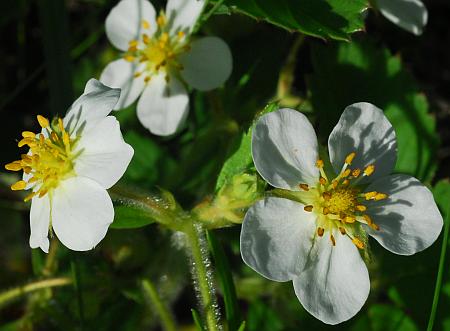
[218,0,368,41]
[191,308,206,331]
[308,38,439,182]
[368,304,419,331]
[216,131,252,191]
[111,205,155,229]
[207,231,242,330]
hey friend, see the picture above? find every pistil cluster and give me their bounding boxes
[5,115,78,201]
[124,13,190,83]
[299,152,387,249]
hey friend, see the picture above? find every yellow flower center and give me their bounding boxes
[5,115,79,201]
[299,152,387,250]
[123,12,190,83]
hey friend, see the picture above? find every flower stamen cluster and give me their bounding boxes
[123,14,189,83]
[300,152,386,249]
[5,115,79,202]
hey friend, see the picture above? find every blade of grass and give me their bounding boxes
[38,0,73,115]
[426,182,450,331]
[71,259,85,330]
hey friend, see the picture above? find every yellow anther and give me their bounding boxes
[352,238,364,249]
[22,131,35,138]
[374,193,388,201]
[364,191,377,200]
[371,223,380,231]
[323,207,330,215]
[57,118,64,133]
[142,34,150,44]
[364,164,375,176]
[356,205,367,212]
[134,72,142,78]
[322,192,332,200]
[352,168,361,177]
[37,115,49,128]
[24,192,36,202]
[142,20,150,29]
[299,183,309,191]
[160,32,169,43]
[342,169,351,177]
[342,179,350,186]
[18,138,34,148]
[304,205,313,212]
[51,132,59,142]
[316,159,324,168]
[124,55,135,62]
[331,180,338,189]
[330,234,336,246]
[317,227,324,237]
[129,39,139,47]
[11,180,27,191]
[144,76,151,83]
[344,215,356,223]
[345,152,356,165]
[177,31,185,39]
[157,13,166,26]
[128,45,138,52]
[62,132,70,147]
[5,162,22,171]
[23,166,32,174]
[339,227,346,235]
[363,214,373,225]
[319,177,327,185]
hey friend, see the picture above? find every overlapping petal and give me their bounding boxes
[328,102,397,182]
[100,59,146,110]
[137,74,189,136]
[376,0,428,35]
[29,195,51,253]
[240,197,316,282]
[365,174,443,255]
[105,0,157,51]
[252,108,319,189]
[52,177,114,251]
[74,116,134,189]
[166,0,205,34]
[64,79,120,135]
[180,37,232,91]
[293,233,370,325]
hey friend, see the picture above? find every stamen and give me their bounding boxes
[177,31,185,39]
[144,76,151,83]
[345,152,356,165]
[352,238,364,249]
[352,168,361,177]
[317,227,324,237]
[142,34,150,44]
[157,14,166,26]
[364,191,377,200]
[322,192,331,200]
[124,55,135,62]
[304,205,313,212]
[5,162,22,171]
[342,169,351,177]
[37,115,49,128]
[319,177,327,185]
[22,131,35,138]
[356,205,367,212]
[374,193,388,201]
[364,164,375,176]
[330,234,336,246]
[129,39,139,47]
[316,159,324,168]
[342,179,350,186]
[322,207,330,215]
[11,180,26,191]
[299,183,309,191]
[142,20,150,29]
[339,227,346,235]
[343,215,356,223]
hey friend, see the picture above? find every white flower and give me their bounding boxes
[240,103,443,324]
[5,79,134,253]
[376,0,428,35]
[100,0,233,136]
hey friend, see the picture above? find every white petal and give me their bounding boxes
[377,0,428,35]
[252,108,319,189]
[73,116,134,189]
[29,195,51,253]
[328,102,397,182]
[105,0,157,51]
[166,0,205,34]
[365,174,443,255]
[293,233,370,325]
[241,197,316,282]
[137,74,189,136]
[100,59,146,110]
[52,177,114,251]
[180,37,232,91]
[64,79,120,135]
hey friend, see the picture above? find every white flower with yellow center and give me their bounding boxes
[240,103,443,324]
[375,0,427,35]
[5,79,134,253]
[100,0,233,136]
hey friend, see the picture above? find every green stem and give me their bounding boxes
[185,222,221,331]
[426,205,450,331]
[141,279,177,331]
[0,277,72,309]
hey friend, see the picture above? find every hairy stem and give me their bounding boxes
[0,277,72,309]
[185,222,221,331]
[142,279,177,331]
